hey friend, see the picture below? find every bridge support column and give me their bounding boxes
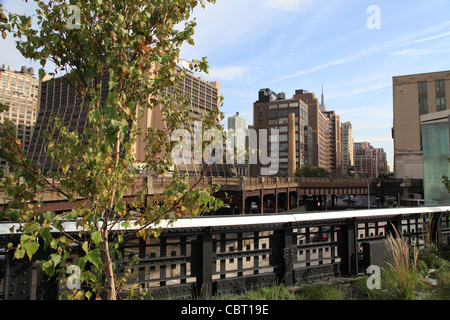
[4,249,33,300]
[192,229,213,299]
[241,191,245,215]
[270,223,294,286]
[338,218,358,276]
[260,189,264,214]
[275,190,278,214]
[287,190,290,211]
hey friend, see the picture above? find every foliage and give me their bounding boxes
[219,283,346,301]
[383,227,421,299]
[294,165,329,178]
[295,283,345,300]
[240,285,297,300]
[441,156,450,193]
[357,233,450,300]
[0,0,223,300]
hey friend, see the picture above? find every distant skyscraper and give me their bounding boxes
[354,142,378,178]
[227,112,248,176]
[251,89,309,177]
[227,112,247,131]
[27,62,235,177]
[27,73,109,174]
[323,110,341,176]
[1,64,42,173]
[320,84,327,112]
[341,121,354,175]
[293,89,329,172]
[376,148,389,176]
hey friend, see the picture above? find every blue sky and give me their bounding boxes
[2,0,450,171]
[180,0,450,171]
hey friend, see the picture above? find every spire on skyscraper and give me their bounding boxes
[320,83,327,112]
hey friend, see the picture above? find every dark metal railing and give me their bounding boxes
[1,206,449,300]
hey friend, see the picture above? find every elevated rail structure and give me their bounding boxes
[1,206,449,300]
[0,176,402,214]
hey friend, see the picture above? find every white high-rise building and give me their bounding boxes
[340,121,354,175]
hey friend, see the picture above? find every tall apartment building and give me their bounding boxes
[27,62,235,177]
[341,121,354,175]
[294,89,341,175]
[27,73,109,174]
[376,148,389,176]
[393,70,450,180]
[353,142,388,178]
[354,142,378,178]
[1,64,42,173]
[250,89,309,177]
[323,110,341,176]
[168,61,235,176]
[293,90,330,172]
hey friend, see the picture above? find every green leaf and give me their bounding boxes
[50,253,61,266]
[24,241,39,260]
[38,227,52,242]
[91,230,101,246]
[86,248,101,268]
[82,241,89,254]
[14,248,25,260]
[88,109,101,123]
[38,68,46,79]
[0,103,8,113]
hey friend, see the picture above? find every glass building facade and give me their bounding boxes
[422,111,450,206]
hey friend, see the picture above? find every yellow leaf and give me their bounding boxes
[74,290,85,300]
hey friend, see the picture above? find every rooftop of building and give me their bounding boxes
[1,64,36,77]
[393,69,450,79]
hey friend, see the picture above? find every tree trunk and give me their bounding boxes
[103,130,121,300]
[103,234,117,300]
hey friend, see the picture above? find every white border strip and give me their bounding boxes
[2,206,449,236]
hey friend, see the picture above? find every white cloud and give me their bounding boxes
[397,30,450,48]
[258,20,450,88]
[261,57,349,86]
[390,49,435,56]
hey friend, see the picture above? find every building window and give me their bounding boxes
[418,81,427,94]
[418,81,428,115]
[279,109,288,116]
[436,80,446,111]
[279,118,288,125]
[437,97,446,111]
[436,80,445,93]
